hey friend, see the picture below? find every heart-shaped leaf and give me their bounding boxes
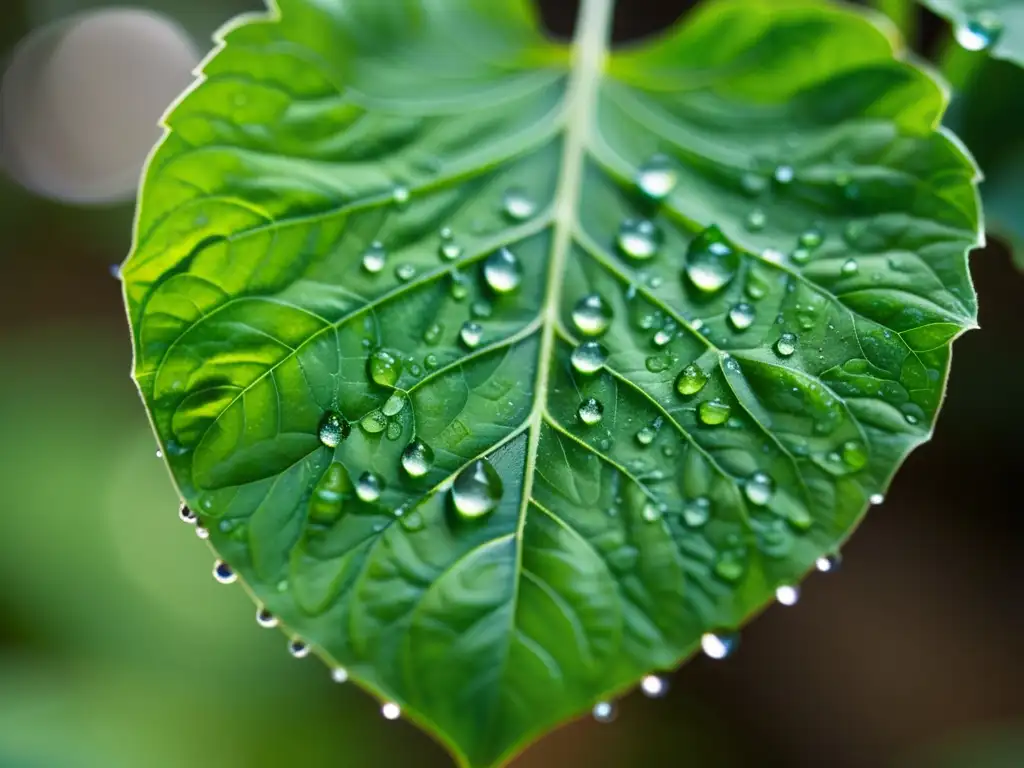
[122,0,980,765]
[921,0,1024,65]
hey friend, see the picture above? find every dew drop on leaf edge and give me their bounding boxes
[775,585,800,606]
[640,675,668,698]
[592,701,616,723]
[701,632,739,660]
[212,560,236,584]
[256,607,278,628]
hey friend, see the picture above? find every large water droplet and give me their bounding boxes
[318,411,350,448]
[744,471,774,506]
[775,332,797,357]
[701,632,739,660]
[360,410,387,434]
[483,248,522,294]
[460,321,484,349]
[675,363,708,396]
[577,397,604,426]
[571,341,607,374]
[572,294,613,337]
[361,241,386,274]
[592,701,617,723]
[356,471,383,502]
[501,187,536,221]
[641,675,668,698]
[617,219,659,261]
[636,154,678,201]
[698,399,731,426]
[382,392,406,417]
[685,225,739,293]
[451,459,503,519]
[955,13,1003,51]
[775,585,800,606]
[401,439,434,478]
[728,302,756,331]
[368,350,402,388]
[213,560,236,584]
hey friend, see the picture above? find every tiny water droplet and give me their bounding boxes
[701,632,739,660]
[740,172,767,196]
[636,424,658,447]
[108,263,122,280]
[392,185,410,206]
[869,493,884,505]
[746,209,766,231]
[841,439,868,470]
[401,510,426,532]
[571,342,607,375]
[471,300,492,319]
[675,363,708,396]
[459,321,484,349]
[698,399,731,426]
[318,411,350,448]
[577,397,604,426]
[744,471,774,506]
[368,350,402,388]
[195,526,210,540]
[762,248,785,264]
[841,258,859,275]
[356,471,383,502]
[331,668,349,684]
[401,439,434,478]
[617,219,659,260]
[361,241,386,274]
[501,187,537,221]
[775,332,797,357]
[592,701,617,723]
[955,13,1003,51]
[572,294,613,337]
[382,702,402,721]
[395,263,416,282]
[288,639,310,659]
[775,585,800,606]
[439,240,463,261]
[799,228,823,249]
[641,675,668,698]
[451,459,503,519]
[774,165,794,184]
[685,225,738,293]
[178,503,196,524]
[682,497,711,527]
[645,354,670,373]
[423,323,444,345]
[256,607,278,628]
[636,154,678,201]
[728,302,756,331]
[641,502,662,522]
[816,553,842,572]
[424,353,440,370]
[483,248,522,294]
[213,560,236,584]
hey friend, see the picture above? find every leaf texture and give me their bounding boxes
[122,0,981,765]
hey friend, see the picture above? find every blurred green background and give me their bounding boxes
[0,1,1021,766]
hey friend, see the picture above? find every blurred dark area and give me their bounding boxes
[0,1,1021,767]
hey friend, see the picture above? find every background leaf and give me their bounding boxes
[122,0,980,765]
[919,0,1024,65]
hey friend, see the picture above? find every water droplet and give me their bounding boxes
[675,364,708,396]
[501,187,536,221]
[636,154,678,201]
[841,258,859,275]
[762,248,784,264]
[746,209,766,231]
[212,560,236,584]
[775,585,800,606]
[451,459,503,519]
[698,399,731,426]
[740,172,767,196]
[460,321,484,349]
[356,471,383,503]
[395,264,416,282]
[869,493,884,505]
[799,228,823,249]
[744,471,774,506]
[382,702,402,721]
[571,342,607,374]
[360,410,387,434]
[592,701,617,723]
[816,553,842,572]
[401,439,434,478]
[439,241,463,261]
[309,462,351,524]
[256,607,278,628]
[640,675,668,698]
[483,248,522,294]
[682,497,710,527]
[791,247,812,265]
[775,332,797,357]
[572,294,613,337]
[392,185,410,206]
[841,439,868,470]
[361,241,386,274]
[955,13,1003,51]
[577,397,604,426]
[400,510,425,532]
[178,503,196,524]
[424,353,440,371]
[617,219,659,261]
[645,354,670,373]
[728,302,756,331]
[449,271,469,300]
[685,225,739,293]
[714,551,745,581]
[382,393,406,417]
[774,165,794,184]
[423,323,444,345]
[701,632,739,660]
[288,639,310,659]
[195,526,209,540]
[331,667,349,684]
[318,411,350,448]
[652,326,674,347]
[636,425,658,447]
[368,350,402,388]
[641,502,662,522]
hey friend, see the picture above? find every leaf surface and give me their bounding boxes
[122,0,980,765]
[921,0,1024,66]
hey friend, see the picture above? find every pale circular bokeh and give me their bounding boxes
[1,8,200,204]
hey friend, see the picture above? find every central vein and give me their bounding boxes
[522,0,613,493]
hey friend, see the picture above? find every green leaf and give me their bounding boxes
[920,0,1024,66]
[121,0,980,765]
